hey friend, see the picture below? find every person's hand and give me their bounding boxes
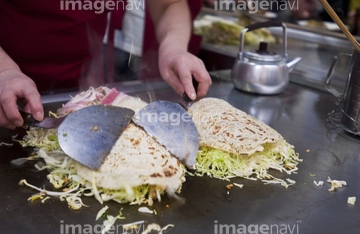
[0,69,43,129]
[147,0,212,100]
[158,45,212,100]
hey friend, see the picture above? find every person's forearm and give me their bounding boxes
[0,46,20,73]
[147,0,192,51]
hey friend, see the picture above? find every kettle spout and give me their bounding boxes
[287,57,302,72]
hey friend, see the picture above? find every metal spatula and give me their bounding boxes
[20,105,135,170]
[20,110,65,129]
[132,81,200,168]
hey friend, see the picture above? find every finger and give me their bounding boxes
[1,92,23,127]
[192,73,212,99]
[174,62,196,100]
[161,68,186,96]
[23,89,43,121]
[192,62,212,99]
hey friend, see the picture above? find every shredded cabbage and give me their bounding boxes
[142,223,174,234]
[192,140,302,188]
[101,208,126,234]
[0,142,14,147]
[20,128,59,151]
[327,177,347,192]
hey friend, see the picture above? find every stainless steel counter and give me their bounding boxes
[0,78,360,234]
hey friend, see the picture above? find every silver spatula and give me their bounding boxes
[132,82,199,168]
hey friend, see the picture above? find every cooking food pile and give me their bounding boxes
[188,98,301,185]
[194,15,276,46]
[19,86,301,210]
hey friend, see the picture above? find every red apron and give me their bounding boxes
[0,0,124,92]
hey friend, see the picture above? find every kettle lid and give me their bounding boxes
[243,42,282,62]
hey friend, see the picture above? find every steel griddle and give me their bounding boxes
[1,79,360,234]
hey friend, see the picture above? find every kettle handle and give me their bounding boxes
[325,53,351,98]
[238,20,287,60]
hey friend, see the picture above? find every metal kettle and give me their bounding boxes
[231,21,301,95]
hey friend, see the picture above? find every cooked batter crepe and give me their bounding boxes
[189,98,282,155]
[188,98,301,186]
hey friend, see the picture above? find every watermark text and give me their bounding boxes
[60,0,144,14]
[214,220,301,234]
[214,0,299,14]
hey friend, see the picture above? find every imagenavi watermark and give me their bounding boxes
[214,220,301,234]
[60,0,145,14]
[134,111,223,126]
[60,220,147,234]
[213,0,299,14]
